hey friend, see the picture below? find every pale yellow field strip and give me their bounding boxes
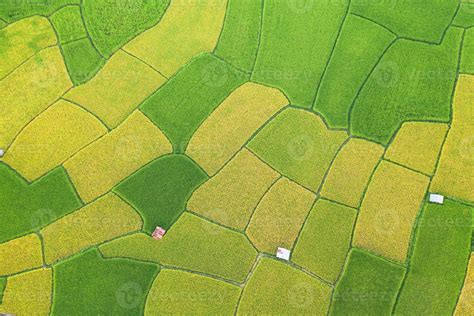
[455,254,474,315]
[64,110,172,202]
[187,82,288,175]
[124,0,227,77]
[3,99,107,181]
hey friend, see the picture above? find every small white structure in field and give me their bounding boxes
[0,148,4,158]
[276,247,291,261]
[151,226,166,240]
[429,193,445,204]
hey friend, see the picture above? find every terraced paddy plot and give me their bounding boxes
[350,0,459,43]
[313,14,396,128]
[453,2,474,28]
[0,46,72,149]
[52,249,158,315]
[63,110,172,202]
[145,270,241,315]
[330,249,406,315]
[238,257,332,315]
[248,107,348,191]
[252,0,349,108]
[246,177,315,253]
[395,200,472,315]
[293,199,356,283]
[0,268,52,315]
[320,138,384,208]
[41,193,142,264]
[3,99,107,181]
[456,254,474,315]
[350,27,463,144]
[124,0,227,77]
[431,75,474,202]
[186,82,288,175]
[64,50,166,128]
[0,16,56,79]
[0,234,43,276]
[100,213,257,283]
[0,164,81,244]
[461,28,474,74]
[353,161,430,263]
[140,53,248,150]
[385,122,448,175]
[50,6,86,44]
[0,0,80,22]
[188,149,280,230]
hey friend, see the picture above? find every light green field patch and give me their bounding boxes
[330,249,406,315]
[186,82,288,175]
[455,254,474,315]
[0,47,72,149]
[248,107,348,191]
[320,138,384,208]
[313,14,396,128]
[64,111,172,203]
[292,199,357,284]
[350,27,463,144]
[238,257,332,315]
[3,99,107,181]
[41,193,142,264]
[0,234,42,276]
[214,0,262,72]
[246,177,315,253]
[0,268,52,316]
[145,269,241,315]
[252,0,349,107]
[453,2,474,28]
[188,149,280,230]
[61,38,105,85]
[350,0,458,43]
[461,28,474,75]
[385,122,448,175]
[124,0,227,77]
[394,200,472,315]
[431,75,474,202]
[100,213,257,283]
[0,16,56,79]
[353,161,430,263]
[50,5,86,44]
[64,50,166,128]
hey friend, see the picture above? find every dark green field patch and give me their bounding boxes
[252,0,349,108]
[350,0,459,43]
[0,163,82,243]
[114,155,208,232]
[140,53,248,151]
[61,38,105,85]
[313,14,396,128]
[52,248,158,315]
[461,28,474,74]
[0,0,80,22]
[394,200,472,315]
[350,27,463,144]
[214,0,262,73]
[50,5,86,44]
[330,249,406,315]
[82,0,170,58]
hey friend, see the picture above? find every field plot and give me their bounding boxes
[0,0,473,315]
